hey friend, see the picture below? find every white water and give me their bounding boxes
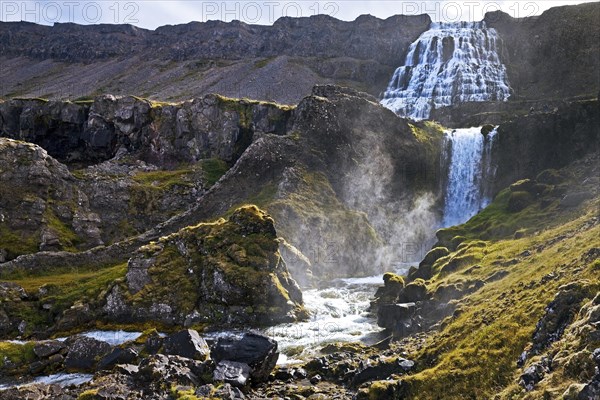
[264,265,411,364]
[442,127,497,227]
[0,373,93,391]
[381,21,511,120]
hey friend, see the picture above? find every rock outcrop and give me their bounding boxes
[0,14,431,104]
[102,206,306,327]
[0,138,103,259]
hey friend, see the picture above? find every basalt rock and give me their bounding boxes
[102,206,306,328]
[0,138,103,260]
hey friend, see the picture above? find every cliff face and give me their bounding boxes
[485,3,600,102]
[0,86,444,282]
[0,14,430,104]
[1,3,598,110]
[492,99,600,193]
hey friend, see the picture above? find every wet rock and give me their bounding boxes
[377,303,416,331]
[213,360,252,388]
[162,329,210,361]
[33,340,66,358]
[64,335,112,371]
[212,332,278,383]
[98,347,139,370]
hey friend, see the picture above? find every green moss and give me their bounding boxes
[1,263,127,335]
[77,389,99,400]
[253,57,275,69]
[507,191,534,212]
[200,158,229,186]
[0,341,36,369]
[132,169,194,190]
[44,208,80,251]
[383,272,405,286]
[396,189,600,399]
[0,223,38,260]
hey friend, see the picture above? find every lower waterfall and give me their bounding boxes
[442,126,497,227]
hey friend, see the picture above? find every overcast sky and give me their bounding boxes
[0,1,597,29]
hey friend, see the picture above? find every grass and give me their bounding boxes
[1,263,128,335]
[200,158,229,186]
[132,169,195,190]
[0,223,38,260]
[400,206,600,398]
[0,341,36,369]
[368,153,600,399]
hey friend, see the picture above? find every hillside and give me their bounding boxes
[1,2,599,109]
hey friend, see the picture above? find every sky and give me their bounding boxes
[0,1,597,29]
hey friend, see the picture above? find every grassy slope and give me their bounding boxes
[367,154,600,399]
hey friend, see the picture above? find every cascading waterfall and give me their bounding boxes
[381,21,511,120]
[442,127,497,227]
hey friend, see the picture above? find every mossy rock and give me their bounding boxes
[398,279,429,303]
[536,169,564,184]
[481,124,495,136]
[509,179,537,194]
[507,191,534,212]
[383,272,405,287]
[411,247,450,281]
[106,205,306,328]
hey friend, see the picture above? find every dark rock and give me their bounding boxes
[531,282,594,354]
[115,363,139,376]
[351,357,414,387]
[196,383,246,399]
[64,335,112,371]
[213,360,252,388]
[397,281,429,303]
[519,363,546,391]
[163,329,210,361]
[577,379,600,400]
[138,354,203,387]
[98,347,139,370]
[593,348,600,368]
[212,332,278,383]
[33,340,66,358]
[309,374,322,384]
[143,331,164,355]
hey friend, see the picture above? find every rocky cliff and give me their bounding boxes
[0,86,445,283]
[0,14,430,104]
[1,2,598,109]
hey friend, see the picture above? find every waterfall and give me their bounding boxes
[442,127,497,227]
[381,21,511,120]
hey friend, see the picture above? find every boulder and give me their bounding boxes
[98,347,139,370]
[377,303,416,331]
[33,341,66,358]
[162,329,210,361]
[213,360,252,388]
[137,354,205,387]
[64,336,112,371]
[519,363,546,391]
[211,332,278,383]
